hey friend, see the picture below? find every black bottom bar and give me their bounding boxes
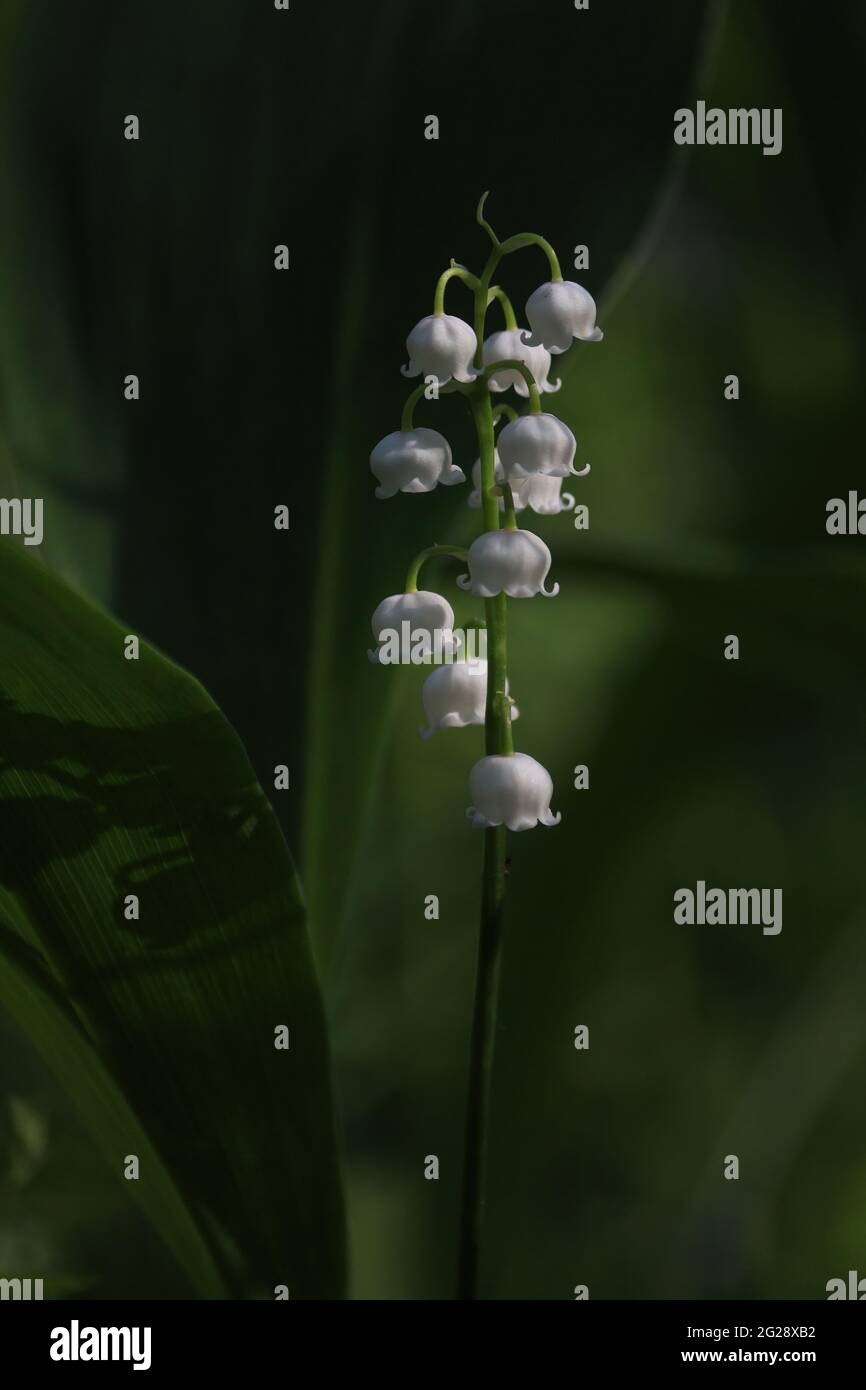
[1,1299,861,1376]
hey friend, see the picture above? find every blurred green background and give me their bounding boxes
[2,0,866,1299]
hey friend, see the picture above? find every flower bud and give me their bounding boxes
[419,660,518,739]
[482,328,560,396]
[468,457,574,515]
[370,427,465,499]
[402,313,478,385]
[368,590,458,664]
[457,528,559,598]
[497,412,577,479]
[467,752,561,831]
[524,279,603,353]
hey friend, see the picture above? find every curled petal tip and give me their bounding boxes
[541,579,560,597]
[542,811,562,827]
[547,376,562,393]
[573,461,591,477]
[456,572,472,591]
[560,492,576,511]
[401,361,419,378]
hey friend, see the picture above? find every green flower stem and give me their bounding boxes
[469,388,509,747]
[400,384,427,432]
[458,382,512,1301]
[488,285,518,331]
[480,359,542,413]
[473,230,562,367]
[434,262,482,315]
[404,543,468,594]
[476,191,500,248]
[500,481,519,531]
[485,480,519,532]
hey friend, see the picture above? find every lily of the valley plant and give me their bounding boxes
[368,195,602,1299]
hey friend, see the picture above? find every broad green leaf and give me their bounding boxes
[0,934,227,1297]
[0,539,345,1298]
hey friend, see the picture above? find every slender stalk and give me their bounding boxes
[434,262,482,314]
[472,384,512,748]
[476,191,500,248]
[473,230,562,367]
[401,383,427,432]
[456,207,550,1298]
[499,481,519,531]
[488,285,518,330]
[491,403,518,427]
[480,359,541,413]
[458,815,506,1300]
[458,383,511,1300]
[404,543,468,593]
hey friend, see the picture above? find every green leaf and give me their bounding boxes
[0,539,345,1298]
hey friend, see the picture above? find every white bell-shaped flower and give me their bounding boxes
[524,280,603,353]
[402,314,478,385]
[481,328,560,396]
[370,427,465,499]
[467,752,561,831]
[419,660,518,739]
[369,590,459,664]
[468,457,575,515]
[457,528,559,598]
[514,473,576,515]
[497,412,577,479]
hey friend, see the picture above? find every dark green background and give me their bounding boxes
[1,0,865,1298]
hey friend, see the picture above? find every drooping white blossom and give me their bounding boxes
[457,528,559,598]
[468,456,575,515]
[402,314,478,385]
[419,660,518,739]
[496,412,577,479]
[523,279,603,353]
[370,427,465,499]
[368,590,459,664]
[482,328,560,396]
[466,752,561,831]
[513,474,575,515]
